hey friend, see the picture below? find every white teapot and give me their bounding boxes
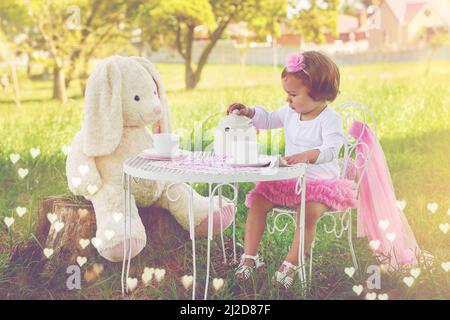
[214,110,258,164]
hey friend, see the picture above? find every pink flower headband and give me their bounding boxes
[285,53,306,73]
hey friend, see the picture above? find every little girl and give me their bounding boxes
[227,51,357,288]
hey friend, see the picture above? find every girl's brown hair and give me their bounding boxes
[281,51,340,102]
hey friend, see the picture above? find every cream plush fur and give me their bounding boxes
[66,56,233,262]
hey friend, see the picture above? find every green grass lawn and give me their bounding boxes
[0,61,449,299]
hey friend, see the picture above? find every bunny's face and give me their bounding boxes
[83,55,171,157]
[118,58,162,127]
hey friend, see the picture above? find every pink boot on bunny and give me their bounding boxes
[195,202,235,237]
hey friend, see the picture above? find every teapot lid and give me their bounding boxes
[219,110,252,129]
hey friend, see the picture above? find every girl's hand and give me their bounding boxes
[284,153,310,165]
[227,103,255,118]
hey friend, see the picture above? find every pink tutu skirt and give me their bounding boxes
[245,178,358,211]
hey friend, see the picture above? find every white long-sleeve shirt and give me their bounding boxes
[251,105,345,180]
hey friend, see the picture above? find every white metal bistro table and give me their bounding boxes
[121,152,307,299]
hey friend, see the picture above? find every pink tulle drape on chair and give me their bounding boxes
[349,120,422,269]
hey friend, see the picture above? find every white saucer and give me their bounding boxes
[140,148,189,160]
[225,155,272,167]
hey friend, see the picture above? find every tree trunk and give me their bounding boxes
[424,48,436,76]
[26,52,32,78]
[183,20,231,90]
[53,65,68,104]
[272,36,278,74]
[185,63,201,90]
[41,67,50,80]
[9,61,21,108]
[184,25,197,90]
[9,196,190,278]
[79,61,90,96]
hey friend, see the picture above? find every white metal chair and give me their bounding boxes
[266,101,377,288]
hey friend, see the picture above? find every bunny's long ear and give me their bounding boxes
[130,56,172,133]
[83,56,123,157]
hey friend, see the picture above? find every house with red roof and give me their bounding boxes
[224,11,367,48]
[275,12,368,47]
[367,0,450,50]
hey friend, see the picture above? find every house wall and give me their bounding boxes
[380,1,403,50]
[408,4,448,43]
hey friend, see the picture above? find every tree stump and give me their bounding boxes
[10,195,190,276]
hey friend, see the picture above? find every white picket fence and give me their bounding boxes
[144,40,450,66]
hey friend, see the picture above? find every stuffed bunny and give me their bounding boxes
[66,56,235,262]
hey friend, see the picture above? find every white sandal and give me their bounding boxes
[235,253,265,281]
[273,260,300,289]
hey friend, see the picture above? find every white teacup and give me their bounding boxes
[153,133,180,156]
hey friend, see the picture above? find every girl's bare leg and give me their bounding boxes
[284,201,329,268]
[240,195,274,268]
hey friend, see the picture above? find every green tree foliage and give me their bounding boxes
[288,0,340,44]
[247,0,287,41]
[340,0,374,15]
[136,0,269,89]
[0,0,134,100]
